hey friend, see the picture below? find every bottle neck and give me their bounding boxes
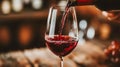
[68,0,95,6]
[68,0,120,11]
[95,0,120,11]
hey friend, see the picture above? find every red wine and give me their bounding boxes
[45,5,78,57]
[45,35,78,57]
[60,5,70,35]
[68,0,120,10]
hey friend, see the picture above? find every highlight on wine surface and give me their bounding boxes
[45,5,78,67]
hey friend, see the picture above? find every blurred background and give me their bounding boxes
[0,0,55,52]
[0,0,120,67]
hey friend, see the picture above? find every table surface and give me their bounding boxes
[0,40,119,67]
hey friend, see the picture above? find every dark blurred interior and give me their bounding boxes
[0,0,57,52]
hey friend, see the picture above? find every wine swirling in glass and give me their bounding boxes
[45,5,78,67]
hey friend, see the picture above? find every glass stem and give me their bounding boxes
[60,56,63,67]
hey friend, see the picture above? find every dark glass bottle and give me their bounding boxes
[68,0,120,11]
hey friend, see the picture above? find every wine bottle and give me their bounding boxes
[68,0,120,11]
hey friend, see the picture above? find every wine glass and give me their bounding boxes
[45,6,78,67]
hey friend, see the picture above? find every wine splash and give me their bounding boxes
[46,35,78,56]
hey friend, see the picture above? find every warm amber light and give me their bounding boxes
[18,25,33,45]
[99,24,111,40]
[0,27,10,44]
[1,0,11,14]
[32,0,43,10]
[12,0,23,12]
